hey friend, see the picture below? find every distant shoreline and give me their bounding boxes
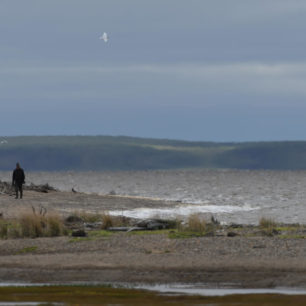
[2,135,306,170]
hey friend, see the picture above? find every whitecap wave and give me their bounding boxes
[109,204,259,219]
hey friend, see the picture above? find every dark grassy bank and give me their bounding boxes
[0,285,305,305]
[1,136,306,170]
[0,286,305,306]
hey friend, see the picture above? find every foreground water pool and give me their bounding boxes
[135,283,306,296]
[0,284,305,305]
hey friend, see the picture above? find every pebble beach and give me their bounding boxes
[0,189,305,288]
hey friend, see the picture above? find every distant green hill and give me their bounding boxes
[0,136,306,171]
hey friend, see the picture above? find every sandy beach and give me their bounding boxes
[0,189,306,288]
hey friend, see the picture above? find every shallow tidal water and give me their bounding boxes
[0,284,306,305]
[1,169,306,224]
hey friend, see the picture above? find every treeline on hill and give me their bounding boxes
[1,136,306,171]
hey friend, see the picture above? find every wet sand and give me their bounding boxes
[0,190,306,288]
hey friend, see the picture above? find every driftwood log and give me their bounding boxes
[108,219,175,232]
[108,226,147,232]
[0,180,57,194]
[24,183,57,193]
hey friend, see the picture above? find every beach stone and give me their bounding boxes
[147,221,166,230]
[65,215,83,223]
[71,229,87,237]
[84,222,102,229]
[136,219,173,230]
[24,183,57,193]
[261,229,280,236]
[229,223,243,228]
[253,244,266,249]
[227,231,239,237]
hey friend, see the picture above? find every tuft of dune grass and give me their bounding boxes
[67,210,131,229]
[101,212,113,229]
[0,209,67,239]
[185,214,208,233]
[259,217,279,237]
[19,213,44,238]
[259,217,278,229]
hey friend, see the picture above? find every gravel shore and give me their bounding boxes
[0,190,306,288]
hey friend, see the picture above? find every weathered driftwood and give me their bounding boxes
[24,183,57,193]
[136,219,174,230]
[71,229,87,237]
[0,180,57,194]
[108,226,147,232]
[84,222,102,229]
[0,181,14,195]
[65,215,83,223]
[107,219,176,232]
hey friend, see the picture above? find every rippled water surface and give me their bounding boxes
[1,284,305,305]
[1,169,306,224]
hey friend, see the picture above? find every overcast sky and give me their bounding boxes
[1,0,306,141]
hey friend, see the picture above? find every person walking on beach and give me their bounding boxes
[12,162,25,199]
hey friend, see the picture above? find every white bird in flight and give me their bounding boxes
[99,32,108,42]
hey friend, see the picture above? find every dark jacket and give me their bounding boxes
[12,168,25,185]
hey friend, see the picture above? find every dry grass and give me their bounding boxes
[100,212,131,229]
[101,212,113,229]
[0,221,8,238]
[19,213,44,238]
[259,217,279,236]
[76,211,102,223]
[185,214,208,233]
[259,217,278,229]
[19,212,66,238]
[169,214,218,238]
[67,210,130,229]
[0,208,67,239]
[46,214,67,237]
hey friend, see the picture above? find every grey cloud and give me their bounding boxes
[1,0,306,64]
[2,62,306,110]
[2,0,306,140]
